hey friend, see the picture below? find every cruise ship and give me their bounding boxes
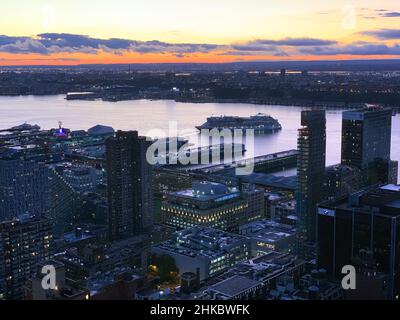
[196,113,282,134]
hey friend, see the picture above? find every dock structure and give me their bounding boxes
[153,149,299,197]
[187,149,298,175]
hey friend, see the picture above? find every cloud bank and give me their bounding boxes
[0,32,399,58]
[361,29,400,40]
[0,33,222,55]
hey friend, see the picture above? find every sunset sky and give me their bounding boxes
[1,0,400,65]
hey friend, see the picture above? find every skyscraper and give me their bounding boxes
[106,131,154,240]
[341,106,392,169]
[296,110,326,258]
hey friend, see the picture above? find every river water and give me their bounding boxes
[0,95,399,180]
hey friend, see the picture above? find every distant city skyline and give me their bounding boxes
[1,1,400,65]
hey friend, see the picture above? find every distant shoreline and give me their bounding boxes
[0,93,399,111]
[68,95,400,111]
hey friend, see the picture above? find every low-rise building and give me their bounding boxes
[88,270,146,300]
[268,269,344,300]
[197,251,306,300]
[239,220,296,255]
[201,275,263,300]
[24,260,88,300]
[56,234,149,290]
[152,227,250,281]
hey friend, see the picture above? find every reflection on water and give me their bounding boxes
[0,95,399,180]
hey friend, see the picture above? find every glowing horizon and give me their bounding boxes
[1,0,400,65]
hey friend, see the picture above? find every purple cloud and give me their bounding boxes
[381,11,400,17]
[0,33,222,55]
[300,43,400,56]
[361,28,400,40]
[251,38,337,46]
[0,33,399,58]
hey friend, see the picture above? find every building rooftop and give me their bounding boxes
[242,173,297,191]
[8,144,38,151]
[154,226,248,259]
[198,252,306,297]
[172,181,240,202]
[87,124,115,136]
[240,220,295,244]
[320,184,400,216]
[63,227,95,244]
[342,106,392,120]
[87,268,141,296]
[326,163,358,174]
[386,199,400,210]
[380,184,400,192]
[205,275,262,299]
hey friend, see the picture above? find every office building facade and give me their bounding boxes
[161,181,264,232]
[341,107,392,169]
[317,185,400,299]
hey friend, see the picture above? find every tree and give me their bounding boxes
[150,254,179,282]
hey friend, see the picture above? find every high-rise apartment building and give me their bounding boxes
[0,215,54,300]
[0,159,49,221]
[106,131,154,240]
[296,110,326,258]
[47,167,80,237]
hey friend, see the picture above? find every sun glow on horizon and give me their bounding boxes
[1,0,400,65]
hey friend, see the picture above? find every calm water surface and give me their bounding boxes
[0,95,399,180]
